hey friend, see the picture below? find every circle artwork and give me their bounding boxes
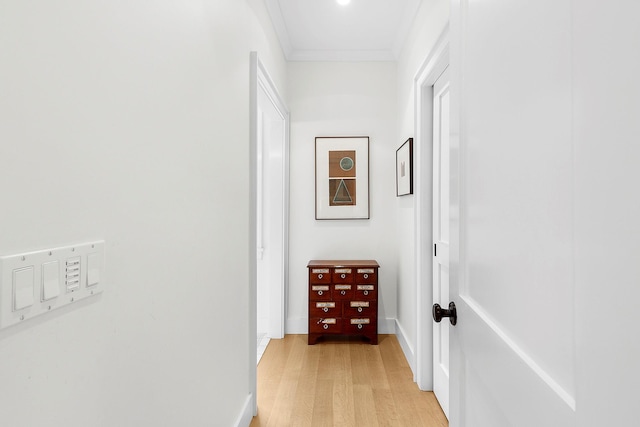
[339,156,354,171]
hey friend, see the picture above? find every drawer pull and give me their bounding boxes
[341,273,346,279]
[323,324,329,330]
[323,307,329,313]
[341,290,346,296]
[363,273,369,279]
[364,290,369,296]
[318,273,323,279]
[358,324,363,330]
[318,290,324,296]
[358,307,363,313]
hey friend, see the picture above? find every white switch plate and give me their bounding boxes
[0,241,105,330]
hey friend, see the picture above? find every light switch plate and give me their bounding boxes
[0,241,105,330]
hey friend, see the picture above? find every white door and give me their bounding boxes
[432,67,451,419]
[448,1,640,426]
[448,0,576,425]
[257,89,285,338]
[256,86,286,340]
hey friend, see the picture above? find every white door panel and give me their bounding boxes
[449,0,575,425]
[458,296,574,425]
[449,1,640,425]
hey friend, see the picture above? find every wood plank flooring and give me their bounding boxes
[251,334,448,427]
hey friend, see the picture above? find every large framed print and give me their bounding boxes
[315,136,370,220]
[396,138,413,196]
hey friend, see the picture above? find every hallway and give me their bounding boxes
[251,335,447,426]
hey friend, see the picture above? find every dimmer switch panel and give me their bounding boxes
[0,241,105,330]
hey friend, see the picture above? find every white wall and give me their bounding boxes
[0,1,285,426]
[395,0,449,368]
[287,62,398,334]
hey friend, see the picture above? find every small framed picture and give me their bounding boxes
[315,136,370,220]
[396,138,413,196]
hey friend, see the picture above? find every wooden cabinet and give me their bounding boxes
[307,260,379,345]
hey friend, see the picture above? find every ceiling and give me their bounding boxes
[264,0,422,61]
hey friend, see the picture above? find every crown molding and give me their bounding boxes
[264,0,419,62]
[264,0,293,59]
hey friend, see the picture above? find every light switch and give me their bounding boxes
[42,261,60,301]
[13,267,34,311]
[87,253,100,287]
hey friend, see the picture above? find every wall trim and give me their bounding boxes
[395,319,416,378]
[234,394,254,427]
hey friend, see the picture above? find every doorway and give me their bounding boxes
[250,52,290,415]
[431,66,450,418]
[413,27,449,401]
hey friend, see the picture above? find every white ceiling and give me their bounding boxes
[264,0,422,61]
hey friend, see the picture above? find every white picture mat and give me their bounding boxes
[316,137,369,219]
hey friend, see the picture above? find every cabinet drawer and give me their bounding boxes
[309,268,331,284]
[332,284,354,300]
[310,285,331,300]
[356,268,377,284]
[309,317,342,334]
[344,317,376,335]
[332,268,354,283]
[309,301,340,317]
[355,284,377,299]
[344,300,377,316]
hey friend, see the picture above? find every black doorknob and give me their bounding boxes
[432,302,457,326]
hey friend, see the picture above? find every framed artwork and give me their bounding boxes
[315,136,370,220]
[396,138,413,196]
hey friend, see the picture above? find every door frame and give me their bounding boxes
[414,27,449,391]
[249,52,290,414]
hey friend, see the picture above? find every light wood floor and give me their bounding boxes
[250,334,448,427]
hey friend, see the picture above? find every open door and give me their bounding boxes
[432,67,451,418]
[447,1,575,425]
[447,1,640,426]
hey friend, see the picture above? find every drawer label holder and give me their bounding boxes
[350,318,371,325]
[357,285,375,291]
[318,318,337,324]
[334,268,352,274]
[312,285,330,291]
[312,268,330,274]
[316,302,336,308]
[350,301,370,308]
[357,268,375,274]
[335,284,352,290]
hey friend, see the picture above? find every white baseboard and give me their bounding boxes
[286,317,397,335]
[395,319,416,378]
[234,393,254,427]
[379,317,395,334]
[285,317,307,334]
